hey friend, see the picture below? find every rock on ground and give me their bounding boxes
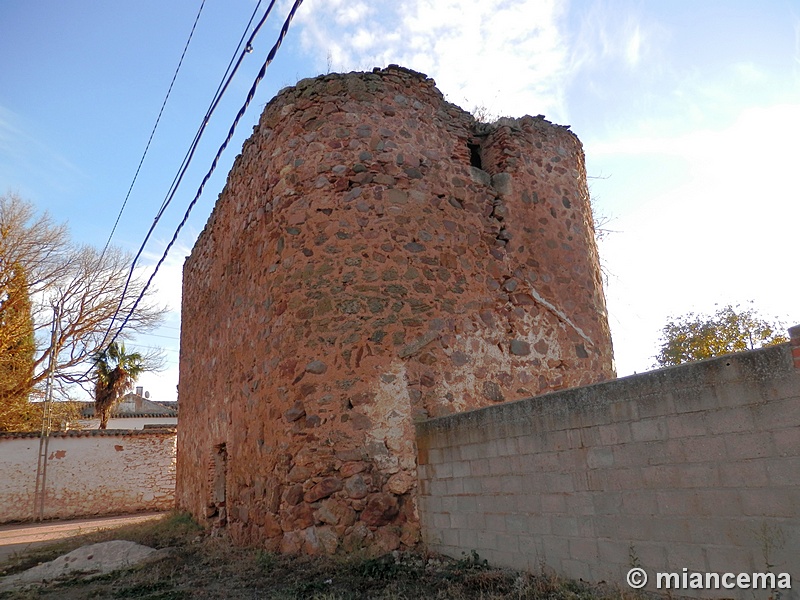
[0,540,160,591]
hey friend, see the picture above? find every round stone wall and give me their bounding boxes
[177,65,614,554]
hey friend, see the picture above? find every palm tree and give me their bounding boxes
[93,342,144,429]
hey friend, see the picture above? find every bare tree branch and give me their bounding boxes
[0,193,167,409]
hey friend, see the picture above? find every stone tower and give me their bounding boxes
[177,66,614,554]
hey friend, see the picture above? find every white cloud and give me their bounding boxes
[731,61,766,85]
[0,106,24,150]
[122,236,192,403]
[625,24,642,67]
[567,1,653,75]
[136,362,180,405]
[794,14,800,68]
[590,103,800,374]
[351,28,376,51]
[295,0,572,121]
[0,105,84,197]
[137,237,191,315]
[292,0,670,124]
[335,2,372,25]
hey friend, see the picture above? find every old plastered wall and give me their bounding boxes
[178,65,614,554]
[0,429,176,522]
[417,342,800,599]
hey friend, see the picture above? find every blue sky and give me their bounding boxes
[1,0,798,402]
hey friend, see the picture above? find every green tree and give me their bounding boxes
[93,342,145,429]
[656,304,789,367]
[0,262,36,431]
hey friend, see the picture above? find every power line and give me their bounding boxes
[127,344,180,357]
[134,332,180,340]
[103,0,274,345]
[75,2,273,384]
[106,0,305,350]
[155,0,270,218]
[101,0,207,258]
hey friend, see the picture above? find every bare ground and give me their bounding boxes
[0,513,627,600]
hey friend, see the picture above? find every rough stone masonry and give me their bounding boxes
[176,65,615,555]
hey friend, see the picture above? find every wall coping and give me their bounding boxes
[0,428,177,440]
[81,413,178,418]
[789,324,800,369]
[416,342,795,435]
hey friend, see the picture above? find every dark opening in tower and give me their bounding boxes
[468,143,482,169]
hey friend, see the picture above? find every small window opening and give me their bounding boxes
[468,143,482,169]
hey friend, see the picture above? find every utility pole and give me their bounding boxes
[33,305,58,521]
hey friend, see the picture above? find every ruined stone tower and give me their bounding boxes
[177,66,615,554]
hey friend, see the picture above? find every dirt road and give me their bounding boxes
[0,512,166,563]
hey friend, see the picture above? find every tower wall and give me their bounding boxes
[177,66,614,554]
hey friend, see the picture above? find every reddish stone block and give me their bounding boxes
[360,493,400,527]
[304,477,343,503]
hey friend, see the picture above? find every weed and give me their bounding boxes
[627,545,641,570]
[456,549,489,570]
[755,522,786,573]
[625,544,647,600]
[112,579,171,597]
[754,522,787,600]
[256,549,277,572]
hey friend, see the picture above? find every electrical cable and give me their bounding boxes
[134,332,180,340]
[155,0,269,218]
[78,2,269,384]
[102,0,274,346]
[100,0,207,258]
[132,345,180,354]
[105,0,305,351]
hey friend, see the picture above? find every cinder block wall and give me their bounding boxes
[417,342,800,597]
[0,429,176,522]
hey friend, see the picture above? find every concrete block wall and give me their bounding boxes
[417,342,800,598]
[0,429,176,523]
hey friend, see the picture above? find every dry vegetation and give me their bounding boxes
[0,513,626,600]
